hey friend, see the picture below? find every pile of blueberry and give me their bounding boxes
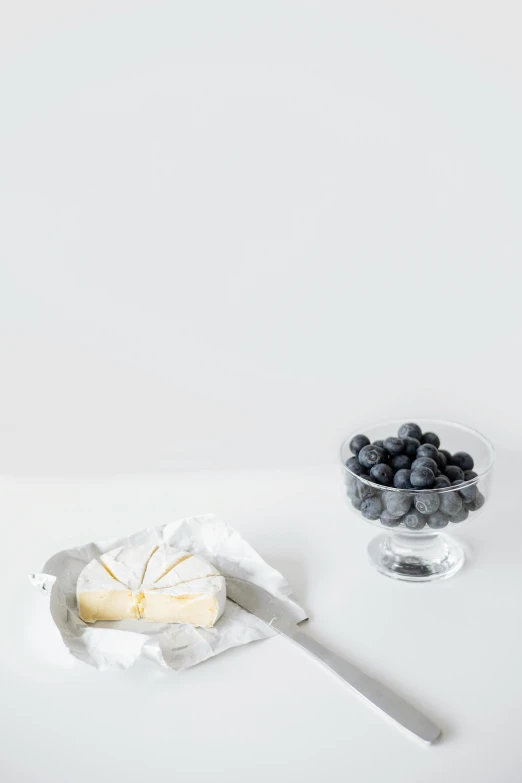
[344,422,485,530]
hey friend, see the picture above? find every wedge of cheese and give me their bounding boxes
[145,547,220,589]
[77,544,225,627]
[141,546,192,586]
[77,559,138,623]
[101,542,159,591]
[139,577,226,626]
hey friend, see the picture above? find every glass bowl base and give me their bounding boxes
[368,531,465,582]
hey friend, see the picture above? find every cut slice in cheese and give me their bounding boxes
[77,543,226,627]
[101,543,158,591]
[153,553,219,589]
[77,559,138,623]
[139,576,226,627]
[141,545,192,586]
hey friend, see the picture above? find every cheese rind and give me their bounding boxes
[77,560,137,623]
[152,553,219,589]
[141,546,191,586]
[140,576,226,627]
[101,543,159,590]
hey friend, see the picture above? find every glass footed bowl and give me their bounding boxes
[340,419,494,581]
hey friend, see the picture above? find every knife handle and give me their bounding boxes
[284,627,441,744]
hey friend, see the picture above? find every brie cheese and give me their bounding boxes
[76,559,137,623]
[152,552,219,589]
[139,576,226,626]
[141,545,192,586]
[101,542,159,591]
[78,544,226,627]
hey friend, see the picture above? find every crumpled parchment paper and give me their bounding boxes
[29,514,306,671]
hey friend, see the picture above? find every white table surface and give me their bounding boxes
[3,454,521,783]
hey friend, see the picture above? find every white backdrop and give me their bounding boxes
[1,1,521,475]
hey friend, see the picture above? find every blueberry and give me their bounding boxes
[393,469,412,489]
[421,432,440,448]
[384,491,412,517]
[345,456,368,476]
[351,495,362,510]
[435,451,447,472]
[410,467,435,489]
[398,422,422,441]
[445,465,464,482]
[439,491,463,515]
[358,444,386,470]
[411,457,438,474]
[346,457,370,478]
[450,505,469,523]
[403,437,420,458]
[416,443,439,462]
[461,483,479,506]
[451,452,474,472]
[361,496,383,520]
[403,510,426,530]
[390,454,412,472]
[349,434,370,456]
[370,463,394,486]
[373,439,385,448]
[414,493,440,515]
[452,479,478,503]
[464,470,478,481]
[427,510,450,529]
[380,510,402,527]
[467,492,485,511]
[356,477,376,500]
[433,475,451,489]
[383,437,405,456]
[439,449,452,464]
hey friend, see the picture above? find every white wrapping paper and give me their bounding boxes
[29,514,307,671]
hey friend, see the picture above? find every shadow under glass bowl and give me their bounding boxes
[340,419,495,582]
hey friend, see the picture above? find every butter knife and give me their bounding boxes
[226,576,442,744]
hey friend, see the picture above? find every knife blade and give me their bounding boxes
[226,576,442,744]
